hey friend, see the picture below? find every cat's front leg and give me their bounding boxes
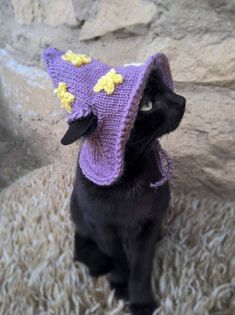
[128,222,159,315]
[74,231,114,277]
[71,192,113,277]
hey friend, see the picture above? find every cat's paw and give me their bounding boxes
[110,281,129,301]
[130,302,157,315]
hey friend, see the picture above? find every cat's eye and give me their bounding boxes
[140,101,153,112]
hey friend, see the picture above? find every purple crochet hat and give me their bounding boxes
[43,48,173,186]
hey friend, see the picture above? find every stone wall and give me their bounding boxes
[0,0,235,199]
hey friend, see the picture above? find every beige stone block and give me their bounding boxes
[163,85,235,200]
[11,0,78,26]
[145,36,235,87]
[0,48,78,164]
[79,0,157,40]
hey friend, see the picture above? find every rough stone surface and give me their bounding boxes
[79,0,157,40]
[11,0,78,27]
[207,0,235,14]
[0,49,78,165]
[0,127,41,190]
[145,36,235,87]
[163,85,235,200]
[0,0,235,200]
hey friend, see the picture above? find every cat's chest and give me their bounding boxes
[76,170,169,225]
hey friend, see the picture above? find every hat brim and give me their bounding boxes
[115,53,173,184]
[80,53,173,185]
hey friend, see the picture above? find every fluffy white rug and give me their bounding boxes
[0,164,234,315]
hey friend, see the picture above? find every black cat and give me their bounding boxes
[61,69,186,315]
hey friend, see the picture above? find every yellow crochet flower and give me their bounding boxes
[54,82,75,113]
[93,69,124,95]
[62,50,91,67]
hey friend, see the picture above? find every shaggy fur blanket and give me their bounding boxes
[0,164,234,315]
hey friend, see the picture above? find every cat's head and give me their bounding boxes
[127,69,186,150]
[60,69,185,152]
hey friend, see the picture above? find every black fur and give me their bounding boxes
[61,113,97,145]
[65,70,186,315]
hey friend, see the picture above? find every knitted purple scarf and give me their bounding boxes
[43,48,173,187]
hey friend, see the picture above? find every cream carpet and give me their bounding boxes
[0,164,234,315]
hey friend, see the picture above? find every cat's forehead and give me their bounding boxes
[147,69,163,82]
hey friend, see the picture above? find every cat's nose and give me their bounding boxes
[176,95,186,108]
[167,92,186,109]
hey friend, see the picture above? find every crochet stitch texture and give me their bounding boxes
[43,48,173,186]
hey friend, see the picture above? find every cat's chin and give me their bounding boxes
[158,109,185,137]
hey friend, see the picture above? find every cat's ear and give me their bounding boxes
[61,113,97,145]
